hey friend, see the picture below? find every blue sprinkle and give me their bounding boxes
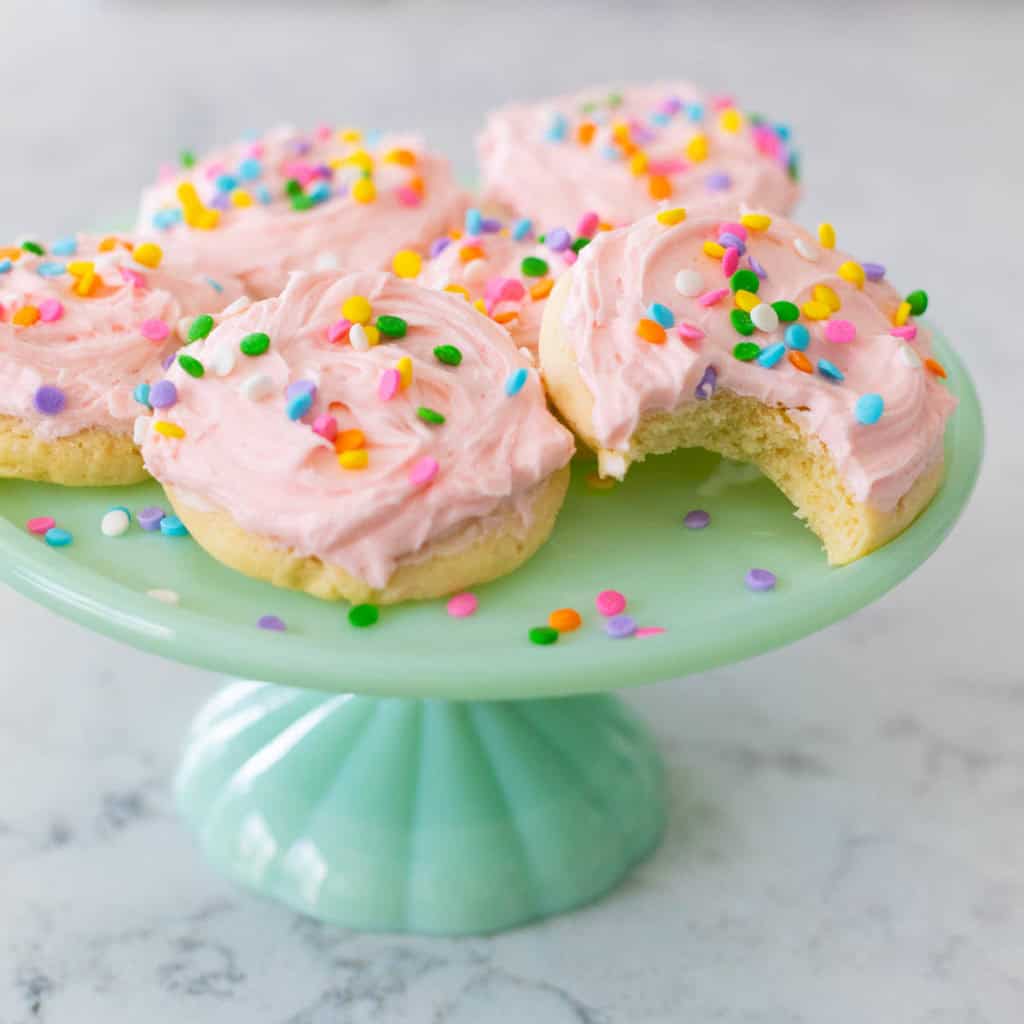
[465,208,483,237]
[160,515,189,538]
[215,173,238,193]
[757,343,786,369]
[505,367,529,396]
[286,390,314,420]
[206,277,224,294]
[855,393,885,425]
[237,158,263,181]
[36,261,66,278]
[785,324,810,351]
[648,302,675,329]
[153,208,183,230]
[363,128,383,148]
[51,237,78,257]
[544,112,569,142]
[256,185,273,205]
[0,259,12,274]
[511,218,533,241]
[600,144,621,162]
[817,358,844,382]
[685,102,705,123]
[133,382,152,408]
[775,123,792,141]
[650,111,670,126]
[45,528,73,548]
[307,181,331,204]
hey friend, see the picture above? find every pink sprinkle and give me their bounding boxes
[312,414,338,441]
[710,93,735,111]
[120,267,146,288]
[0,303,5,320]
[485,276,526,305]
[27,516,55,535]
[157,163,176,184]
[396,186,422,208]
[562,250,578,266]
[718,220,748,241]
[409,455,439,487]
[315,123,332,141]
[576,211,599,238]
[327,318,352,343]
[595,589,626,616]
[245,142,265,159]
[891,325,917,340]
[635,627,666,638]
[447,592,478,618]
[378,368,401,402]
[697,288,729,308]
[678,322,705,342]
[752,125,782,159]
[824,319,857,344]
[722,246,741,276]
[38,299,63,323]
[647,158,686,175]
[204,161,227,180]
[140,318,170,342]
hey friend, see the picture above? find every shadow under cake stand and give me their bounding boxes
[0,331,982,936]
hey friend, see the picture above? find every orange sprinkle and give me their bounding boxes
[648,174,672,200]
[494,310,519,325]
[788,350,813,373]
[74,271,98,297]
[12,305,40,326]
[383,147,417,166]
[458,243,485,263]
[924,357,947,379]
[336,429,366,452]
[577,121,597,146]
[407,174,425,197]
[0,247,21,261]
[529,278,554,301]
[98,236,119,252]
[548,608,582,633]
[635,318,667,344]
[611,121,632,145]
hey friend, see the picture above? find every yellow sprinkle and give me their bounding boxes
[363,324,380,347]
[342,295,372,324]
[338,128,363,144]
[818,222,836,249]
[703,240,725,259]
[74,270,98,297]
[176,182,202,210]
[383,147,417,166]
[392,249,423,278]
[444,283,471,300]
[801,300,831,321]
[67,260,94,276]
[339,449,369,470]
[740,213,772,231]
[154,421,185,439]
[351,177,376,204]
[341,148,374,172]
[473,298,487,315]
[685,132,709,162]
[813,284,841,312]
[655,207,687,226]
[719,108,743,133]
[894,300,912,326]
[734,290,759,312]
[838,260,865,288]
[230,189,254,208]
[132,242,163,268]
[628,151,648,176]
[395,355,413,389]
[191,208,221,230]
[12,305,39,326]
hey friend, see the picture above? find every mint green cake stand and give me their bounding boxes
[0,332,982,935]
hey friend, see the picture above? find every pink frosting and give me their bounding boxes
[479,83,800,228]
[137,126,470,299]
[0,235,244,440]
[559,206,957,510]
[140,270,575,589]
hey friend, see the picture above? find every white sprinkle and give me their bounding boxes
[313,251,339,271]
[750,303,779,333]
[175,316,193,343]
[147,588,180,606]
[794,238,819,262]
[674,269,704,297]
[350,323,371,351]
[462,258,488,285]
[132,416,150,446]
[598,449,628,480]
[241,373,275,401]
[208,347,236,377]
[101,508,130,538]
[899,344,921,368]
[221,295,252,317]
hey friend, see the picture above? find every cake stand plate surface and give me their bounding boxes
[0,330,982,934]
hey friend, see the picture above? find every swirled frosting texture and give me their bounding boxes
[0,235,243,440]
[140,271,575,588]
[137,126,470,299]
[479,83,799,228]
[558,206,956,510]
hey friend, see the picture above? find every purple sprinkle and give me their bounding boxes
[286,379,317,401]
[429,236,451,259]
[33,386,66,415]
[292,140,312,156]
[863,262,886,282]
[313,163,333,180]
[606,614,637,639]
[138,506,165,532]
[705,171,732,192]
[748,255,768,279]
[718,233,745,254]
[208,193,231,211]
[480,217,502,234]
[684,509,711,530]
[659,96,683,116]
[161,353,175,370]
[257,614,287,632]
[149,380,178,409]
[745,568,777,592]
[695,364,718,401]
[546,227,572,252]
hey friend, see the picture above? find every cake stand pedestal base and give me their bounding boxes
[175,681,666,936]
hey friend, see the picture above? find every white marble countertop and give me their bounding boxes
[1,1,1020,1021]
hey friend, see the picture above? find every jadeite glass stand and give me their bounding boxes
[0,333,982,936]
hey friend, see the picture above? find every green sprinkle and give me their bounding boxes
[906,289,928,315]
[571,237,591,254]
[377,315,407,339]
[240,332,271,356]
[433,344,462,366]
[21,241,44,256]
[291,194,314,211]
[178,354,205,378]
[284,179,303,197]
[529,626,559,646]
[417,406,445,425]
[733,341,761,362]
[349,603,379,628]
[788,151,800,182]
[580,101,597,114]
[521,256,550,278]
[180,150,196,169]
[537,234,546,244]
[607,92,623,108]
[772,300,800,322]
[730,309,755,336]
[729,269,759,294]
[187,314,214,342]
